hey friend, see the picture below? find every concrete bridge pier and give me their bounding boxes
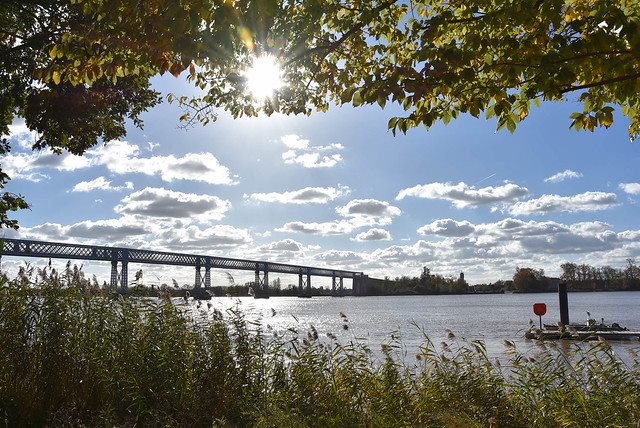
[298,272,312,298]
[191,261,213,299]
[204,266,211,289]
[254,266,269,299]
[331,275,344,297]
[353,273,367,296]
[194,264,202,288]
[110,260,128,292]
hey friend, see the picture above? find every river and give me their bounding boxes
[183,291,640,362]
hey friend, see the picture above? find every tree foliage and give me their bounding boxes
[513,267,547,292]
[2,0,640,227]
[0,0,161,227]
[162,0,640,137]
[43,0,640,137]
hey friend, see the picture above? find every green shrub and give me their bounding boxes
[1,264,639,427]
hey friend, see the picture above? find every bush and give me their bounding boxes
[1,264,639,427]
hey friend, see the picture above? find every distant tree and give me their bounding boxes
[560,262,577,283]
[513,267,545,292]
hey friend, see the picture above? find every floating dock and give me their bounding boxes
[525,283,640,341]
[526,328,640,341]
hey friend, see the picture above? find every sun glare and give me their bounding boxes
[243,54,283,101]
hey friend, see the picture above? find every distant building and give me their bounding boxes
[545,277,560,292]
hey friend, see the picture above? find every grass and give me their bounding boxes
[1,263,640,427]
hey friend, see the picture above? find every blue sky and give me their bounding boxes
[2,73,639,287]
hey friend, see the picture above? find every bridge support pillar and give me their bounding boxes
[204,266,211,289]
[110,261,118,290]
[120,261,128,290]
[110,260,128,291]
[331,275,344,297]
[298,272,312,298]
[195,265,202,289]
[254,267,269,299]
[352,273,367,296]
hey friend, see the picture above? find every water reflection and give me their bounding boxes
[176,292,640,362]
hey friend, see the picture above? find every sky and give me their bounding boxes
[1,72,639,288]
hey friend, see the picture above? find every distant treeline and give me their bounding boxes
[368,268,471,295]
[496,259,640,293]
[32,259,640,296]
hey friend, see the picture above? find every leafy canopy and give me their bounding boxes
[47,0,640,138]
[1,0,640,227]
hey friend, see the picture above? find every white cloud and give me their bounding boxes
[314,250,365,264]
[0,139,236,185]
[370,240,437,264]
[277,198,401,236]
[115,187,231,222]
[1,150,90,181]
[9,218,251,252]
[89,141,236,185]
[282,151,343,168]
[5,124,36,150]
[152,224,252,250]
[280,134,310,149]
[396,182,529,208]
[280,134,343,168]
[544,169,583,183]
[509,191,618,215]
[259,239,306,252]
[336,199,401,220]
[418,219,475,237]
[276,220,357,235]
[352,228,392,241]
[619,182,640,195]
[71,176,134,192]
[12,218,152,242]
[247,186,349,204]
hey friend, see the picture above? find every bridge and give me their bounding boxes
[0,238,369,297]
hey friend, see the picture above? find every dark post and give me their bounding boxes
[558,282,569,325]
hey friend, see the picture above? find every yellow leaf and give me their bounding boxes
[52,70,61,85]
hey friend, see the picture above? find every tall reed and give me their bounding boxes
[1,264,639,427]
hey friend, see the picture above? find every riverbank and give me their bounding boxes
[2,270,640,427]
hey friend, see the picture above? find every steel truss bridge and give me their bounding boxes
[0,238,369,297]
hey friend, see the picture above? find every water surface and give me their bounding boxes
[186,291,640,361]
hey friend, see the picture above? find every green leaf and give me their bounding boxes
[352,90,363,107]
[388,117,398,129]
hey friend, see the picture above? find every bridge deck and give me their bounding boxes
[0,238,360,278]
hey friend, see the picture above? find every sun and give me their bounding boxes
[243,54,283,101]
